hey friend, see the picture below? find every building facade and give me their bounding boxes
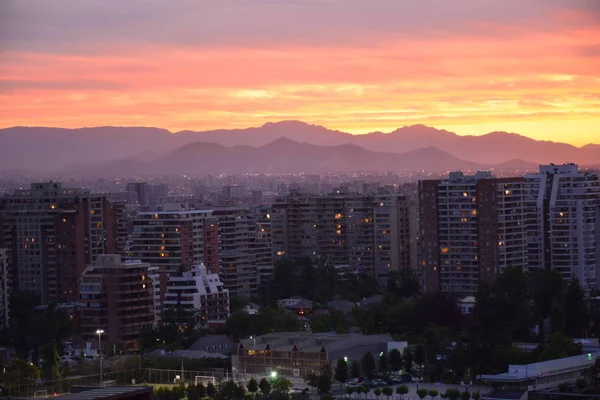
[235,332,393,378]
[79,254,154,351]
[525,164,600,290]
[212,207,272,297]
[163,264,230,326]
[271,189,415,283]
[0,249,9,330]
[0,182,120,304]
[419,172,527,295]
[129,204,218,274]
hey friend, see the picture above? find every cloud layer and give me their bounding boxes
[1,0,599,145]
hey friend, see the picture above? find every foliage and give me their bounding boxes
[460,392,471,400]
[417,389,428,399]
[536,332,582,361]
[40,340,62,381]
[387,269,420,299]
[1,292,74,358]
[396,385,409,396]
[334,358,349,387]
[444,389,461,400]
[350,360,361,379]
[224,306,303,340]
[576,378,587,392]
[374,388,382,398]
[139,307,203,352]
[361,352,376,378]
[310,311,349,334]
[307,363,333,394]
[4,359,40,390]
[389,348,402,372]
[429,390,439,398]
[403,347,414,374]
[382,387,394,399]
[378,351,388,373]
[259,378,271,395]
[247,377,259,395]
[271,377,293,394]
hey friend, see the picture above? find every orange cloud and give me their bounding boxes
[1,9,599,146]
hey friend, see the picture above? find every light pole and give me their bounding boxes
[96,329,104,385]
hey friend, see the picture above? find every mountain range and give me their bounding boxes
[0,121,597,176]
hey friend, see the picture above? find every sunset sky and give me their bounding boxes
[1,0,599,145]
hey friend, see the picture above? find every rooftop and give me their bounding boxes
[240,332,392,354]
[480,353,598,382]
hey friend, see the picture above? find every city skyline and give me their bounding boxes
[1,0,599,145]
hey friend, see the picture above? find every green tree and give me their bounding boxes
[344,386,354,399]
[378,352,388,373]
[403,347,414,373]
[271,377,293,394]
[350,360,361,379]
[197,382,206,398]
[361,352,376,378]
[335,358,349,390]
[429,390,439,399]
[538,332,582,361]
[40,340,61,382]
[4,359,40,394]
[316,363,333,394]
[247,378,259,397]
[460,392,471,400]
[382,387,394,400]
[593,358,600,392]
[387,268,420,299]
[414,344,425,370]
[565,278,589,338]
[471,393,480,400]
[445,389,461,400]
[417,389,428,399]
[206,382,217,398]
[374,388,382,399]
[258,378,271,396]
[389,349,402,372]
[396,385,409,400]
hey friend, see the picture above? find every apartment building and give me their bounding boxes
[0,182,120,304]
[419,172,527,295]
[212,207,272,297]
[0,249,9,330]
[79,255,154,351]
[129,203,218,274]
[271,188,415,282]
[525,164,600,290]
[163,264,230,327]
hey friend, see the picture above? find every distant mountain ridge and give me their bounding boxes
[56,138,489,177]
[0,121,597,174]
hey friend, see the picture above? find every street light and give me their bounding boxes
[270,371,277,379]
[250,336,256,349]
[96,329,104,385]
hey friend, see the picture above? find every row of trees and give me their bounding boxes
[343,386,481,400]
[153,377,293,400]
[0,290,74,358]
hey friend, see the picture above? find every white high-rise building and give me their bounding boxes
[163,264,230,326]
[525,164,600,290]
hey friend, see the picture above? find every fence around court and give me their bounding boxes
[11,368,266,398]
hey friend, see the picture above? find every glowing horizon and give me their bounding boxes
[1,0,599,146]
